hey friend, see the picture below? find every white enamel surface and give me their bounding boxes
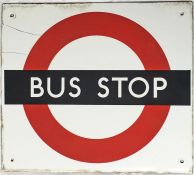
[49,36,144,139]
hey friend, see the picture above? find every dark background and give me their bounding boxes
[4,70,190,105]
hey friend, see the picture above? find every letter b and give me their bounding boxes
[31,77,44,97]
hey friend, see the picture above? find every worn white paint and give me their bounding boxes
[0,1,193,175]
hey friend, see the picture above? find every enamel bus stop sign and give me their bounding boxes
[2,2,192,173]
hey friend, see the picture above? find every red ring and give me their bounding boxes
[23,12,170,163]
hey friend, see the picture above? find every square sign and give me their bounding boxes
[1,2,193,173]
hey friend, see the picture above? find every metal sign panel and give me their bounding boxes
[1,2,193,173]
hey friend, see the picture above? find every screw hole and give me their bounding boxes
[180,12,184,16]
[180,160,184,164]
[10,158,14,162]
[9,13,15,18]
